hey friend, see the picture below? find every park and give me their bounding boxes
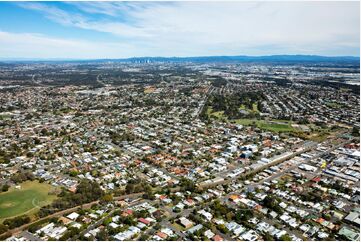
[0,181,57,221]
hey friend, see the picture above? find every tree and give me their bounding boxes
[10,170,35,184]
[38,179,104,217]
[142,185,154,200]
[40,128,48,136]
[173,207,181,213]
[210,200,230,217]
[263,233,274,241]
[139,234,149,241]
[69,170,79,177]
[34,138,41,145]
[59,227,80,241]
[96,229,108,241]
[1,184,9,192]
[101,194,113,203]
[280,234,292,241]
[75,180,104,203]
[263,195,283,214]
[352,126,359,137]
[323,213,331,220]
[0,224,8,234]
[125,179,153,194]
[234,209,253,223]
[226,211,234,221]
[3,215,31,229]
[179,178,196,192]
[216,224,229,234]
[103,217,112,226]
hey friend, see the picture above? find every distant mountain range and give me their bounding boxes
[111,55,360,63]
[1,55,360,64]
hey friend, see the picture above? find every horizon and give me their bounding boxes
[0,54,360,62]
[0,1,360,59]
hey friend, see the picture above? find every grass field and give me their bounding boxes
[234,119,295,132]
[0,181,57,221]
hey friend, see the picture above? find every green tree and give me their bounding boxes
[3,215,31,229]
[0,224,8,234]
[96,229,108,241]
[280,234,292,241]
[352,126,359,137]
[101,194,113,203]
[1,184,9,192]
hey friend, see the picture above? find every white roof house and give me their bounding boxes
[67,212,79,220]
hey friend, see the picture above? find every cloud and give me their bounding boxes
[0,31,150,59]
[17,2,87,28]
[67,1,165,18]
[16,2,155,38]
[8,1,361,57]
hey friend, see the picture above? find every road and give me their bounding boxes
[196,86,214,118]
[197,141,318,190]
[245,139,351,190]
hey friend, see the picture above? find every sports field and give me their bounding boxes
[0,181,57,221]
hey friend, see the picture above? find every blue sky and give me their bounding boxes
[0,1,359,59]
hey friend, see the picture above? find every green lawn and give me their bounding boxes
[0,181,57,221]
[172,222,186,231]
[234,119,295,132]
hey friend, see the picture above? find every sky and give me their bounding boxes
[0,1,359,59]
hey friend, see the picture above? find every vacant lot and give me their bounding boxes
[0,181,57,221]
